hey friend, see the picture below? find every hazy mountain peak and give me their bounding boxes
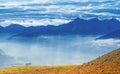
[5,24,25,28]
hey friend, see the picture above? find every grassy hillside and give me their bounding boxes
[0,48,120,74]
[78,48,120,74]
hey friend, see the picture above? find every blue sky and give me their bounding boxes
[0,0,120,26]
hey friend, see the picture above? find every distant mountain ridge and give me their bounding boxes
[0,18,120,38]
[0,24,26,34]
[97,29,120,39]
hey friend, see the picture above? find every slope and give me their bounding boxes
[0,48,120,74]
[78,48,120,74]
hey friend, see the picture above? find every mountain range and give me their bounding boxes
[0,18,120,39]
[0,24,26,34]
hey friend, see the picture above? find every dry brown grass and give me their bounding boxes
[0,48,120,74]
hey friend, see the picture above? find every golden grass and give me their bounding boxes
[0,48,120,74]
[0,65,79,74]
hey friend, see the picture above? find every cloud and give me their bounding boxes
[0,49,15,67]
[1,36,120,66]
[91,39,120,50]
[0,0,119,26]
[0,19,71,26]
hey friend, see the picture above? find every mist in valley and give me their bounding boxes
[0,35,120,67]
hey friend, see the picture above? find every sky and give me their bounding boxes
[0,0,120,26]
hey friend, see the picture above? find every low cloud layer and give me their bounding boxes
[0,49,15,67]
[0,35,120,66]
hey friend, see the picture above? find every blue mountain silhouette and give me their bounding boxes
[5,24,26,34]
[97,29,120,39]
[0,18,120,38]
[13,18,120,37]
[0,24,26,34]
